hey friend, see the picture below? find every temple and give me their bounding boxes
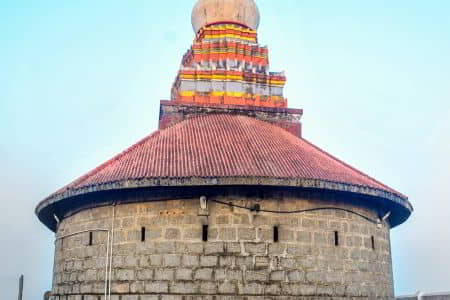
[37,1,412,299]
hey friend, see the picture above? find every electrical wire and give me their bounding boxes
[209,199,379,224]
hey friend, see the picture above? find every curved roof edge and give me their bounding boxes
[36,176,413,231]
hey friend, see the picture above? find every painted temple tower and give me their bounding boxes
[37,0,412,299]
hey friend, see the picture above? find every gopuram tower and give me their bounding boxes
[37,1,412,299]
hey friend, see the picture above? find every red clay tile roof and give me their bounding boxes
[50,114,405,200]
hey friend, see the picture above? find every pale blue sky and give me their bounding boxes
[1,0,449,298]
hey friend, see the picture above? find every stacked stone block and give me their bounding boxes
[51,193,394,300]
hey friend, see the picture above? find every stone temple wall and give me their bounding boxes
[50,192,394,300]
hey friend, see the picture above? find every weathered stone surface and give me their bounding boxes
[200,256,218,267]
[182,255,199,267]
[194,268,213,281]
[130,281,144,293]
[154,269,175,281]
[170,282,197,294]
[52,196,394,298]
[238,228,256,240]
[165,228,181,240]
[164,254,181,267]
[218,282,236,294]
[175,268,192,281]
[246,270,268,282]
[111,282,129,294]
[204,242,224,255]
[145,281,168,294]
[116,269,134,281]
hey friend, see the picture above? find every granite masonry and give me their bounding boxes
[51,191,394,299]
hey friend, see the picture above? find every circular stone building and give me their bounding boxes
[37,1,413,299]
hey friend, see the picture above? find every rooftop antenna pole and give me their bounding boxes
[18,275,23,300]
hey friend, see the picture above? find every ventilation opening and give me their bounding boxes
[334,231,339,246]
[273,226,279,243]
[88,232,93,246]
[141,227,146,242]
[371,236,375,250]
[202,225,208,242]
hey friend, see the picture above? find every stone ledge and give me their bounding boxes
[36,177,412,232]
[158,100,302,137]
[160,100,303,115]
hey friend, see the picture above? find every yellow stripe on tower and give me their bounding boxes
[180,91,196,97]
[179,90,285,100]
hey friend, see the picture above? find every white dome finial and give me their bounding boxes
[191,0,260,33]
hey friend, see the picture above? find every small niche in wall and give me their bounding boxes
[273,226,279,243]
[88,232,93,246]
[334,231,339,246]
[371,236,375,250]
[202,225,208,242]
[141,227,146,242]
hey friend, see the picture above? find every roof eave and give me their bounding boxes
[36,176,412,232]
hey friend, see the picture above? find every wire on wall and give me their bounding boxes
[209,199,380,225]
